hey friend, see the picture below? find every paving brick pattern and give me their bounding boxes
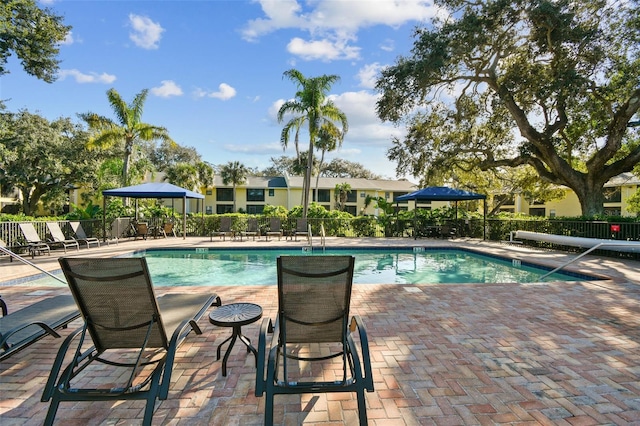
[1,239,639,425]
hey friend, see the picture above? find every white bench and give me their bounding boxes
[512,230,640,253]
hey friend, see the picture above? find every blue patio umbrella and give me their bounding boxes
[395,186,487,239]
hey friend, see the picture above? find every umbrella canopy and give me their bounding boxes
[395,186,487,239]
[102,182,204,199]
[395,186,486,202]
[102,183,204,240]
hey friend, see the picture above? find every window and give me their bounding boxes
[216,204,233,214]
[494,194,515,205]
[346,191,357,203]
[206,189,212,195]
[314,189,330,203]
[205,206,213,214]
[268,189,274,197]
[216,188,234,202]
[603,187,621,203]
[247,189,265,202]
[529,207,545,216]
[246,205,265,214]
[345,205,358,216]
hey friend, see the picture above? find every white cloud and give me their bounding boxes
[357,63,383,89]
[193,83,237,101]
[151,80,183,98]
[287,37,360,61]
[60,31,76,45]
[58,69,116,84]
[243,0,440,39]
[380,39,395,52]
[128,14,164,49]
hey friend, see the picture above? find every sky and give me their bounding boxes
[1,0,444,180]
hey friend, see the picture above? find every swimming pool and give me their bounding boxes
[3,247,596,287]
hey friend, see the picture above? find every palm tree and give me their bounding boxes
[334,182,352,212]
[278,69,348,218]
[220,161,248,212]
[314,124,344,201]
[164,161,214,193]
[80,88,174,186]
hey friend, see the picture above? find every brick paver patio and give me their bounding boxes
[1,238,639,425]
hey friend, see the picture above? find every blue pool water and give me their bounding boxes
[4,247,594,287]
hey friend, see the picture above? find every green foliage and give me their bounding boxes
[66,201,101,220]
[262,204,288,218]
[104,198,135,221]
[377,0,640,216]
[0,110,97,215]
[1,0,71,82]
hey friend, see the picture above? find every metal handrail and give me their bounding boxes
[0,245,67,284]
[320,223,326,252]
[540,241,640,280]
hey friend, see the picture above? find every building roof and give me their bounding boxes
[284,176,418,192]
[212,176,287,188]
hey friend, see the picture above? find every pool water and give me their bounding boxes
[4,248,591,287]
[134,248,586,286]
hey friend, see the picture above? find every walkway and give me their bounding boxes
[1,237,639,425]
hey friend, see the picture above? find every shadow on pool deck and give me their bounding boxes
[1,237,640,425]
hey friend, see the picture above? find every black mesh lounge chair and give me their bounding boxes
[293,218,309,241]
[240,217,259,241]
[41,257,222,426]
[18,223,51,257]
[255,256,374,426]
[46,222,80,253]
[70,221,100,248]
[0,295,80,361]
[211,216,234,241]
[265,217,283,241]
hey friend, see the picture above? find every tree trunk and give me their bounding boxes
[302,139,314,218]
[571,180,607,217]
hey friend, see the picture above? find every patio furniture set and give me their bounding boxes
[0,255,374,426]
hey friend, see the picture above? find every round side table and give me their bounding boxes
[209,302,262,376]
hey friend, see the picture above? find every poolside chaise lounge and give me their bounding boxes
[18,223,51,258]
[265,217,283,241]
[46,222,80,253]
[70,221,100,248]
[211,216,234,241]
[240,217,259,241]
[41,257,222,426]
[255,255,374,426]
[160,222,177,238]
[0,294,80,361]
[293,218,309,241]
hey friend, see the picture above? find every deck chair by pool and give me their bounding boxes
[255,256,374,426]
[240,217,259,241]
[293,218,309,241]
[46,222,80,253]
[265,217,283,241]
[18,223,51,258]
[0,295,80,361]
[70,221,100,248]
[133,222,149,240]
[211,216,234,241]
[160,222,177,238]
[42,257,222,426]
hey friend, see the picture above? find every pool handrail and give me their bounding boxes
[0,245,67,285]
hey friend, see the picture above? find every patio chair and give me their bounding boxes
[41,257,222,426]
[0,294,80,361]
[293,218,309,241]
[46,222,80,253]
[18,223,51,258]
[240,217,259,241]
[133,222,149,240]
[70,221,100,248]
[160,222,177,238]
[211,216,234,241]
[255,256,374,426]
[265,217,283,241]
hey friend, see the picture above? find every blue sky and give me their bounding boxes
[2,0,443,179]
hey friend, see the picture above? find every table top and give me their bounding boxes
[209,302,263,327]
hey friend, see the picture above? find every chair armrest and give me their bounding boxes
[349,315,374,392]
[255,317,273,396]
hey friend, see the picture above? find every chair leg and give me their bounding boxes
[43,395,61,426]
[357,388,368,426]
[264,390,274,426]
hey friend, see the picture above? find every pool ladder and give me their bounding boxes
[0,245,67,284]
[306,223,326,253]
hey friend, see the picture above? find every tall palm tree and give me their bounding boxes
[220,161,248,212]
[80,88,174,186]
[314,124,344,201]
[278,69,348,218]
[334,182,352,212]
